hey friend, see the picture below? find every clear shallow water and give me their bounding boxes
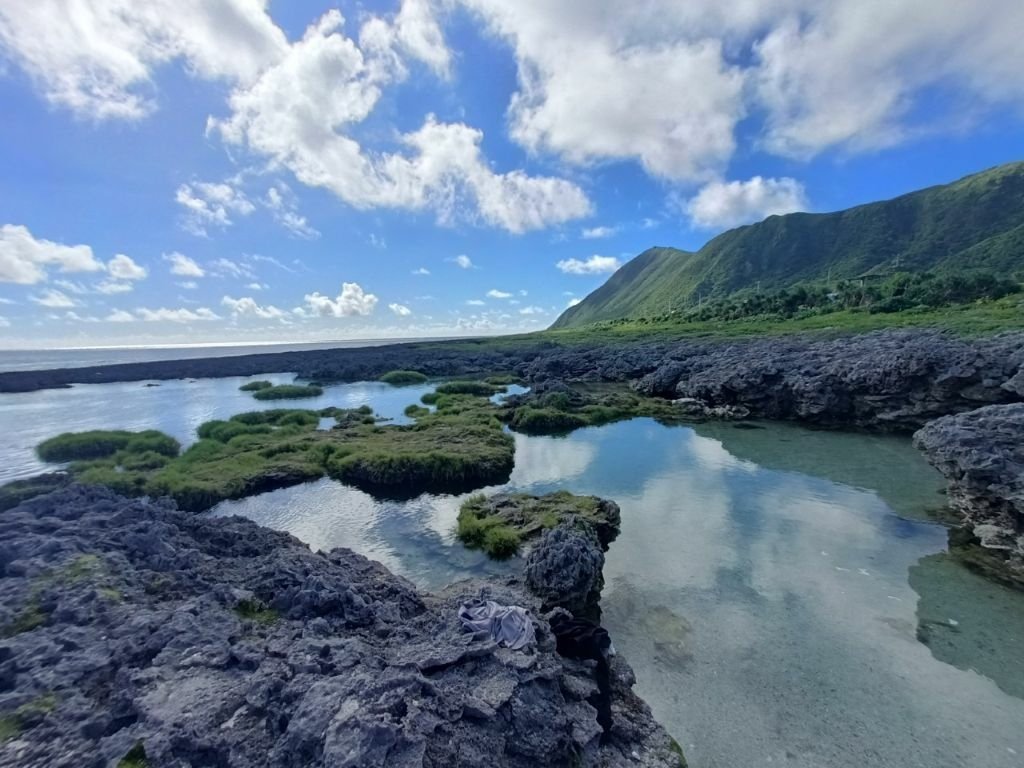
[3,376,1022,766]
[0,377,435,482]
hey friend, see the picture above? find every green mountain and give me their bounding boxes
[553,162,1024,328]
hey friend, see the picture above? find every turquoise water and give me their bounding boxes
[2,377,1022,766]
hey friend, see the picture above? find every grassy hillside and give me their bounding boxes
[554,162,1024,328]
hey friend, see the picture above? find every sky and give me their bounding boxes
[1,0,1023,349]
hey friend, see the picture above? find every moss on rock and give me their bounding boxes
[250,384,324,401]
[379,370,429,385]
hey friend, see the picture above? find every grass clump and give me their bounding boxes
[380,370,429,385]
[404,404,431,418]
[435,381,501,396]
[0,473,70,511]
[37,430,180,463]
[484,374,523,386]
[250,384,323,401]
[118,741,148,768]
[0,694,58,742]
[2,600,46,638]
[234,599,279,626]
[239,380,273,392]
[43,400,515,510]
[456,491,617,559]
[509,407,588,434]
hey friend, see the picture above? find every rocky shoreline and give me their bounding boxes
[0,485,684,768]
[4,329,1022,432]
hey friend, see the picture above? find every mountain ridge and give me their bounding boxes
[553,161,1024,328]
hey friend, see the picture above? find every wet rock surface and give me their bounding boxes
[0,485,683,768]
[914,403,1024,574]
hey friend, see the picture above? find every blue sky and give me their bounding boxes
[1,0,1022,348]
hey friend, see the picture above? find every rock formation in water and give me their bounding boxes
[0,485,684,768]
[914,403,1024,575]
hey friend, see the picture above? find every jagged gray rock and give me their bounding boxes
[914,403,1024,573]
[636,330,1024,431]
[0,486,683,768]
[525,523,605,617]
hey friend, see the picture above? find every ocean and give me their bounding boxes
[0,337,453,373]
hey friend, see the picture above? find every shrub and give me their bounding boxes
[482,526,520,559]
[379,370,429,385]
[404,404,430,418]
[239,380,273,392]
[509,407,588,434]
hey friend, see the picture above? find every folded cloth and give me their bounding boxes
[458,599,536,651]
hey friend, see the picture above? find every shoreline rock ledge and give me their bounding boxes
[914,403,1024,576]
[0,485,685,768]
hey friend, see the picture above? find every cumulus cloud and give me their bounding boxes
[304,282,378,317]
[209,11,590,233]
[163,252,205,277]
[222,295,286,320]
[105,310,135,323]
[0,224,104,284]
[518,305,546,315]
[31,288,76,308]
[107,254,147,280]
[685,176,808,229]
[176,181,256,236]
[412,267,430,275]
[581,226,617,239]
[388,302,413,317]
[461,0,1024,170]
[466,299,485,306]
[0,0,287,120]
[567,297,582,307]
[449,255,474,269]
[556,255,623,275]
[136,306,220,323]
[486,289,512,299]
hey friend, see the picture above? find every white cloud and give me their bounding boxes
[107,254,147,280]
[466,299,486,306]
[486,289,512,299]
[210,11,590,233]
[163,252,205,277]
[0,224,104,284]
[136,306,220,323]
[31,288,76,308]
[0,316,10,328]
[264,185,320,239]
[556,255,623,275]
[753,3,1024,157]
[412,267,430,275]
[105,310,135,323]
[210,257,256,280]
[222,295,285,320]
[96,280,134,295]
[567,297,582,307]
[519,305,546,315]
[0,0,287,120]
[581,225,617,239]
[388,302,413,317]
[450,254,474,269]
[685,176,808,229]
[462,1,746,181]
[178,281,199,290]
[176,181,256,236]
[247,282,268,291]
[304,282,378,317]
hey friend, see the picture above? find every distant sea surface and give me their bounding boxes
[0,338,450,373]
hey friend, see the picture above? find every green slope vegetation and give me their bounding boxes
[554,162,1024,328]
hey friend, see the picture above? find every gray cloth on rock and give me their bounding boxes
[458,598,536,650]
